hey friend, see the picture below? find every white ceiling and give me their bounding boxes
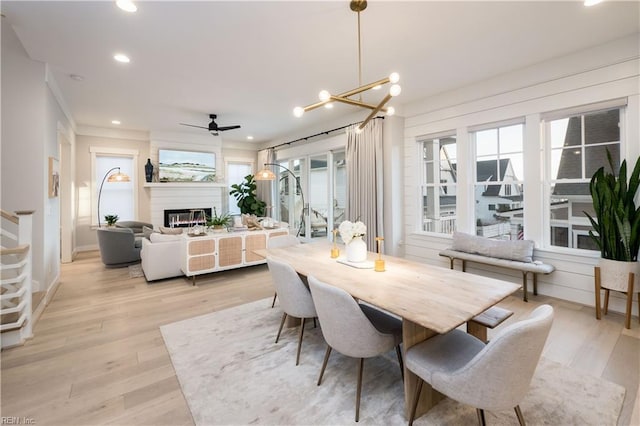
[3,1,639,145]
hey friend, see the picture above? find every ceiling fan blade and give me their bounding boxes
[179,123,209,130]
[218,125,241,131]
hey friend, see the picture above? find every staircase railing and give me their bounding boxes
[1,209,34,348]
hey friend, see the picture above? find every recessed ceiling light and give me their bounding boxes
[114,53,130,63]
[112,120,121,125]
[584,0,603,6]
[247,136,254,140]
[116,0,137,12]
[69,74,84,81]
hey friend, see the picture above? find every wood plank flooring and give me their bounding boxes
[1,250,638,425]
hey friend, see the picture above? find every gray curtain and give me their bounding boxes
[345,118,384,250]
[256,148,275,217]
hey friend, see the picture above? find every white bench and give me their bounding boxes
[439,232,555,302]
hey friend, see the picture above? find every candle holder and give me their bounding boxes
[375,237,385,272]
[331,229,340,258]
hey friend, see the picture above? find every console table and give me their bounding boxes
[181,227,289,284]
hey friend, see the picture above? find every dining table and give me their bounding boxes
[254,240,520,419]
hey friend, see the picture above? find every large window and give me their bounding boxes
[93,155,136,226]
[545,107,622,250]
[472,122,524,240]
[226,162,252,215]
[420,135,457,234]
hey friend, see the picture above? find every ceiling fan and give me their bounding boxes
[179,114,241,136]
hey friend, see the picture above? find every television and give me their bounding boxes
[158,149,216,182]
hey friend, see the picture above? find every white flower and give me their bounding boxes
[338,220,366,244]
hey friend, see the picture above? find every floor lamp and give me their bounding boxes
[255,163,305,237]
[97,167,130,227]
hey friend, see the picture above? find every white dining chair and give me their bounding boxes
[267,235,301,308]
[406,304,554,426]
[308,275,403,422]
[266,257,316,365]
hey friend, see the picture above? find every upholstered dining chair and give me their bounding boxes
[406,304,554,426]
[267,235,301,308]
[308,275,404,422]
[266,257,316,365]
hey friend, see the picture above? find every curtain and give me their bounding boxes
[345,118,384,250]
[256,148,275,217]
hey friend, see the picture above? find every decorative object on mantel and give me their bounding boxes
[585,150,639,329]
[144,158,153,183]
[375,236,385,272]
[292,0,400,133]
[339,220,367,263]
[97,167,130,227]
[331,229,340,259]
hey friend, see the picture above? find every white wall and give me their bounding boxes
[2,23,73,294]
[402,34,640,315]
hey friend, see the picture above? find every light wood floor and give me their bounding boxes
[1,250,638,425]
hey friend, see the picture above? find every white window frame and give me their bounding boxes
[90,147,139,227]
[224,157,255,215]
[541,101,626,252]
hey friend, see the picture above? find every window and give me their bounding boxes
[92,151,137,226]
[472,122,524,240]
[226,162,252,215]
[545,107,622,250]
[420,134,457,234]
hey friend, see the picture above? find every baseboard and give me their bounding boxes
[76,244,99,252]
[33,274,62,325]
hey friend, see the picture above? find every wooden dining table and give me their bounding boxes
[254,241,520,419]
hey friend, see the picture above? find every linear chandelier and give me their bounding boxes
[292,0,400,132]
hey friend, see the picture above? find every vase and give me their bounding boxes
[346,236,367,263]
[145,159,153,183]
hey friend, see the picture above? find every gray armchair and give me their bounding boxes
[97,227,142,267]
[115,220,153,236]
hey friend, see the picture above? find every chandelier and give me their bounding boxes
[292,0,400,132]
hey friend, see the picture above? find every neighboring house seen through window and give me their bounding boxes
[545,106,622,250]
[420,134,457,234]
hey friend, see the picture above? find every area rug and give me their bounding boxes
[160,299,625,426]
[128,263,144,278]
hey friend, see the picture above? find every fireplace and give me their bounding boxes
[164,208,212,228]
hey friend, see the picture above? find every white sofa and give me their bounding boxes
[140,233,184,281]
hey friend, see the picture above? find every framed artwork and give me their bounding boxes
[48,156,60,198]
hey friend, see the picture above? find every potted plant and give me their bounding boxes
[229,174,267,217]
[207,207,231,230]
[585,150,640,328]
[104,214,119,227]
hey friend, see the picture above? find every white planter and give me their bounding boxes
[598,258,640,292]
[346,236,367,263]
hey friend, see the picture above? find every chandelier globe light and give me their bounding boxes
[292,0,401,131]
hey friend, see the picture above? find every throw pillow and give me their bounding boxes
[142,225,158,240]
[160,226,183,235]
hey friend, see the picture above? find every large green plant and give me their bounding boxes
[585,151,640,261]
[229,174,266,216]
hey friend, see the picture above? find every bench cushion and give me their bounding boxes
[440,249,555,274]
[451,231,534,263]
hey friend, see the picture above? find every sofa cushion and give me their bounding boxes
[451,231,534,263]
[160,226,183,235]
[150,232,183,243]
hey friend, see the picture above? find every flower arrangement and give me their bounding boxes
[207,207,231,228]
[338,220,366,244]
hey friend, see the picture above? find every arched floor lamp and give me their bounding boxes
[255,163,305,237]
[97,167,130,227]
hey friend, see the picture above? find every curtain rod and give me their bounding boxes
[270,116,384,151]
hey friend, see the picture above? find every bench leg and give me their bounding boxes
[467,322,488,343]
[594,267,602,320]
[533,273,538,295]
[462,259,466,273]
[448,257,454,270]
[522,272,528,302]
